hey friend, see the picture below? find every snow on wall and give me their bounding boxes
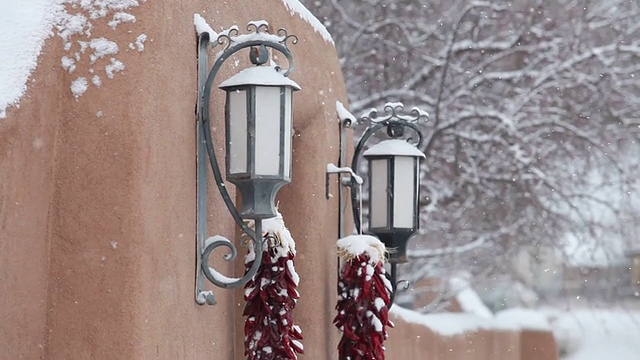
[2,1,328,118]
[55,0,147,100]
[281,0,333,44]
[494,308,551,332]
[391,305,552,336]
[0,0,148,118]
[546,308,640,360]
[0,1,63,118]
[391,306,507,336]
[391,279,553,335]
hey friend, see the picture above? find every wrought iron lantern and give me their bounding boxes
[363,139,425,263]
[328,102,427,306]
[219,64,300,218]
[194,20,299,306]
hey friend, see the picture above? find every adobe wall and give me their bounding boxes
[520,330,558,360]
[386,314,559,360]
[0,27,63,359]
[386,316,520,360]
[0,1,345,359]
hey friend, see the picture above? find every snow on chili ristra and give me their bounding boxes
[0,0,147,118]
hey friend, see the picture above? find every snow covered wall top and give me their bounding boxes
[0,1,61,118]
[0,0,333,119]
[281,0,333,44]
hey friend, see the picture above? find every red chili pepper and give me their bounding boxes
[244,243,303,360]
[334,254,394,360]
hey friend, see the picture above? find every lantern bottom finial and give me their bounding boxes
[230,178,290,220]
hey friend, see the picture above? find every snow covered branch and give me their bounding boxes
[303,0,640,288]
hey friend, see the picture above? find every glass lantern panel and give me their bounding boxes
[393,156,416,229]
[370,159,389,228]
[228,89,248,174]
[283,88,293,179]
[254,86,282,176]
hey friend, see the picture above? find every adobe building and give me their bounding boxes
[0,1,558,359]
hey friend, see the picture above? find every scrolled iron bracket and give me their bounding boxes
[387,263,410,308]
[195,20,297,306]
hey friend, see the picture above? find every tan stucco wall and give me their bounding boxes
[631,255,640,286]
[520,330,558,360]
[0,1,345,359]
[0,20,64,359]
[386,315,559,360]
[386,316,520,360]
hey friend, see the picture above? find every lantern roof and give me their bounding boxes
[363,139,425,158]
[219,65,301,90]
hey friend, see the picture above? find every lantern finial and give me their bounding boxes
[249,45,269,65]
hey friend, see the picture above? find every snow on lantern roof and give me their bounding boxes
[219,65,301,90]
[363,139,425,158]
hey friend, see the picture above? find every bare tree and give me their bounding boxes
[303,0,640,300]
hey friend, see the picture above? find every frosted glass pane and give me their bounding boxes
[393,157,416,228]
[283,88,292,179]
[370,159,388,228]
[254,87,282,176]
[228,90,247,174]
